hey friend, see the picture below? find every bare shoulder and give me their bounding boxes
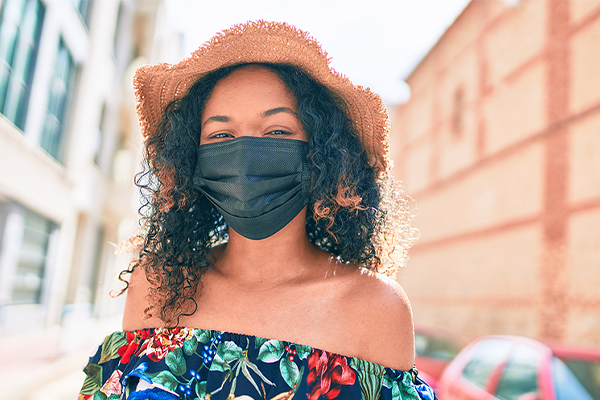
[122,266,162,331]
[338,267,415,370]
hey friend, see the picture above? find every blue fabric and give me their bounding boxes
[79,327,437,400]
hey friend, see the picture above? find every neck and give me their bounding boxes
[212,209,325,287]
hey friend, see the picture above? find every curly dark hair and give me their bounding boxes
[120,63,403,325]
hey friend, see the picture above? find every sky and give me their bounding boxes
[165,0,472,106]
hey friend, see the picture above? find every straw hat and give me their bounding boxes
[133,20,390,171]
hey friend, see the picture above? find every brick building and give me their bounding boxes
[392,0,600,346]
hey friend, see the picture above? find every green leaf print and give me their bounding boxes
[93,391,108,400]
[257,340,285,363]
[279,358,300,389]
[194,329,211,344]
[150,370,180,392]
[295,344,312,360]
[209,339,275,398]
[241,362,261,394]
[98,332,128,363]
[238,356,276,396]
[220,341,244,362]
[183,335,198,356]
[382,374,392,389]
[349,358,384,400]
[210,353,231,372]
[80,363,103,395]
[254,336,268,349]
[245,359,276,387]
[398,371,421,400]
[391,380,401,400]
[195,380,207,398]
[165,347,187,376]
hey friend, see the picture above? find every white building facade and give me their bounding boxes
[0,0,169,352]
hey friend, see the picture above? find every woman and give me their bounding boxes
[79,21,434,400]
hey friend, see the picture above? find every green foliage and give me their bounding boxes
[220,341,244,362]
[295,345,312,360]
[195,380,207,398]
[146,370,180,392]
[99,332,128,364]
[210,341,243,372]
[280,358,300,389]
[254,336,268,349]
[257,340,285,363]
[183,335,198,355]
[194,329,211,344]
[350,358,384,400]
[93,391,107,400]
[165,347,186,376]
[80,363,103,395]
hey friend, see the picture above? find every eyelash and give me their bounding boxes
[267,130,292,136]
[208,132,233,139]
[207,130,293,139]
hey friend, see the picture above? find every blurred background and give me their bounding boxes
[0,0,598,399]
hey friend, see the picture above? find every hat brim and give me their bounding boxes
[133,20,390,171]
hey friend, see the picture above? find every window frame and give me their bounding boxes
[0,0,45,130]
[38,37,78,161]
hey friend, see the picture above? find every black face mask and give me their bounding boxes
[193,136,311,240]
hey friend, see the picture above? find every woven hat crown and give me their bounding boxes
[133,20,390,170]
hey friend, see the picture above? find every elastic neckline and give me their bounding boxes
[120,326,415,374]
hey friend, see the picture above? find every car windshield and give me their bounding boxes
[552,356,600,400]
[415,332,461,360]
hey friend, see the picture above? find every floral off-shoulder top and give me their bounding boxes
[79,327,437,400]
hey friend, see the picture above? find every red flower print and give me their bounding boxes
[118,330,151,364]
[135,327,192,362]
[306,349,356,400]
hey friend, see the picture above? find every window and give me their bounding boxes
[0,200,56,305]
[462,338,513,389]
[11,208,55,304]
[552,357,597,400]
[554,357,600,400]
[495,344,543,400]
[415,332,461,360]
[0,0,44,130]
[72,0,93,26]
[39,39,76,160]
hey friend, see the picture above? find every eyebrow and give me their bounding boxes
[202,115,230,127]
[262,107,298,118]
[202,107,298,128]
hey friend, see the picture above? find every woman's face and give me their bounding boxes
[200,65,307,145]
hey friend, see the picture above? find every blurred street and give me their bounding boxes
[0,317,119,400]
[3,349,89,400]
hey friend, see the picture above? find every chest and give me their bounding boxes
[178,276,364,355]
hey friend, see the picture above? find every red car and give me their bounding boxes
[414,325,463,390]
[436,335,600,400]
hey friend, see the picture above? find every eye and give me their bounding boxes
[266,130,293,136]
[207,132,234,140]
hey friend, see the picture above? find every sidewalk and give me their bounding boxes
[0,317,120,400]
[2,348,91,400]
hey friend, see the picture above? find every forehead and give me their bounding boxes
[203,66,296,113]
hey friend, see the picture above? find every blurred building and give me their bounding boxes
[393,0,600,347]
[0,0,178,369]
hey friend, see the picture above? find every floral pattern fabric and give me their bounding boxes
[79,328,437,400]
